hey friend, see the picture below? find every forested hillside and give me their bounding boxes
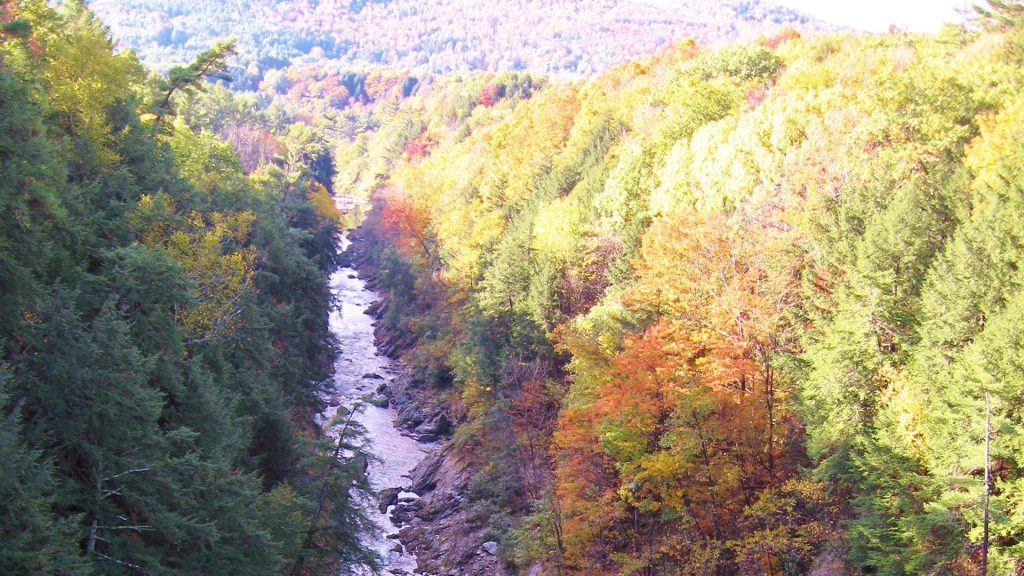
[341,5,1024,574]
[87,0,827,87]
[0,2,375,575]
[9,0,1024,575]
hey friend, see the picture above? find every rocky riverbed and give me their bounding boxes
[337,228,509,576]
[320,232,435,575]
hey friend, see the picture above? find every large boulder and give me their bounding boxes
[398,404,427,428]
[378,487,401,513]
[415,412,451,441]
[409,451,444,493]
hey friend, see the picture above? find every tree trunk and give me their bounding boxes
[982,389,991,576]
[87,470,100,556]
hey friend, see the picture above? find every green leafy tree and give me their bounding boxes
[154,38,238,126]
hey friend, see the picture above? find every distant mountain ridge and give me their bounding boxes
[88,0,834,85]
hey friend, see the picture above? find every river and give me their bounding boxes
[319,232,435,575]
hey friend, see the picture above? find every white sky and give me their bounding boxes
[771,0,974,33]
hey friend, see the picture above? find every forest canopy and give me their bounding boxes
[87,0,828,89]
[343,4,1024,574]
[8,0,1024,575]
[0,1,375,575]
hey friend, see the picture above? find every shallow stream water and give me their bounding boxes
[319,232,434,575]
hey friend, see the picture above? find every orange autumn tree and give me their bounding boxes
[553,211,824,575]
[379,189,434,263]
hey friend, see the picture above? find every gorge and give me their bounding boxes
[6,1,1024,575]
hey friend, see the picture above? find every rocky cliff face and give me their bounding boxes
[393,440,507,575]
